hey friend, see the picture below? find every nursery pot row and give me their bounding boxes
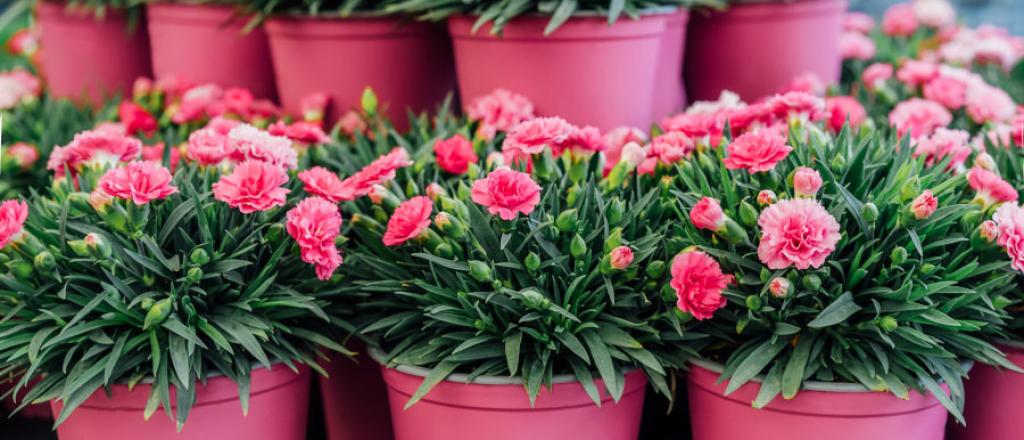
[35,0,846,130]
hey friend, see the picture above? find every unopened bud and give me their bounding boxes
[769,277,792,297]
[190,248,210,266]
[187,267,203,283]
[570,235,587,258]
[525,252,541,271]
[861,202,879,222]
[890,246,908,265]
[469,260,491,282]
[801,274,821,291]
[556,209,579,232]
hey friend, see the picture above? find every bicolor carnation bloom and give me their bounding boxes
[383,196,433,246]
[228,124,298,170]
[690,197,726,231]
[723,131,792,174]
[0,200,29,250]
[286,196,344,280]
[757,190,778,207]
[650,132,694,165]
[793,167,824,198]
[968,166,1019,209]
[609,246,634,270]
[434,135,478,174]
[769,277,791,298]
[993,203,1024,273]
[212,160,290,213]
[187,128,235,166]
[757,198,841,270]
[297,166,355,203]
[911,190,939,219]
[340,147,414,198]
[97,161,178,205]
[48,129,143,177]
[913,128,971,171]
[671,251,734,320]
[602,127,647,173]
[502,117,574,156]
[470,168,543,220]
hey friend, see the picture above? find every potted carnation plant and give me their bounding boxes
[0,0,154,105]
[391,0,702,130]
[319,112,688,440]
[0,124,354,439]
[684,0,847,102]
[658,110,1020,439]
[247,0,455,131]
[144,0,278,100]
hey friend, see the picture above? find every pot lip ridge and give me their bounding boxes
[689,357,973,393]
[368,346,638,386]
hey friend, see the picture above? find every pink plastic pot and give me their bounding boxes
[948,339,1024,440]
[265,16,455,131]
[146,3,277,100]
[372,348,647,440]
[36,1,153,107]
[319,342,393,440]
[448,11,682,131]
[684,0,846,102]
[652,10,690,120]
[688,359,951,440]
[51,364,311,440]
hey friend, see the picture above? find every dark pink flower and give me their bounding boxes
[434,135,478,174]
[466,89,536,141]
[470,168,542,220]
[825,96,868,133]
[383,196,433,246]
[0,200,29,250]
[298,166,354,203]
[340,148,414,198]
[502,117,574,156]
[213,161,290,213]
[287,196,344,280]
[671,251,733,321]
[651,132,694,165]
[968,166,1019,208]
[723,131,793,173]
[97,161,178,205]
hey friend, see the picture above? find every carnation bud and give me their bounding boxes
[769,277,792,297]
[877,316,899,333]
[143,298,172,331]
[187,267,203,283]
[141,298,155,310]
[760,267,772,283]
[533,152,556,180]
[890,246,908,265]
[739,201,759,228]
[457,181,472,201]
[90,189,113,212]
[920,263,936,274]
[609,246,634,270]
[556,209,579,232]
[994,295,1013,310]
[910,190,938,220]
[566,184,581,206]
[568,157,588,183]
[525,252,541,271]
[68,239,89,256]
[68,192,92,212]
[746,295,762,310]
[519,290,548,310]
[435,212,465,239]
[85,233,112,259]
[757,190,777,207]
[434,243,454,259]
[425,182,446,201]
[467,162,481,180]
[971,220,999,250]
[801,274,821,292]
[647,261,666,279]
[792,167,823,198]
[8,260,33,281]
[570,235,587,259]
[661,283,678,302]
[361,87,378,116]
[830,154,847,173]
[126,203,150,232]
[33,251,56,272]
[607,198,624,225]
[862,202,879,222]
[266,223,285,242]
[975,153,996,171]
[190,248,210,266]
[469,260,491,282]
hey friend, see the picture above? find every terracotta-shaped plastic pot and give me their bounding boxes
[51,364,311,440]
[265,16,455,131]
[948,339,1024,440]
[688,359,950,440]
[684,0,846,102]
[652,10,690,120]
[36,1,153,106]
[372,348,647,440]
[319,341,393,440]
[449,12,680,131]
[146,3,277,100]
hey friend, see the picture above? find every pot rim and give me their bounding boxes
[689,358,973,393]
[269,6,680,21]
[369,346,637,386]
[994,338,1024,350]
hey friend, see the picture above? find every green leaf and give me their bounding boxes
[807,292,862,328]
[782,332,816,399]
[725,338,788,395]
[582,329,618,400]
[404,360,459,409]
[505,331,522,376]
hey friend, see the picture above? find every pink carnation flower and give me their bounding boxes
[8,143,39,170]
[841,32,877,60]
[602,127,647,173]
[287,196,344,280]
[340,147,414,198]
[434,135,478,174]
[913,128,971,171]
[993,203,1024,273]
[862,63,894,91]
[968,166,1019,208]
[267,120,331,146]
[690,197,725,231]
[889,98,953,139]
[966,85,1016,124]
[300,92,330,123]
[97,161,178,205]
[609,246,634,270]
[383,196,433,246]
[757,198,841,269]
[922,77,967,110]
[228,124,298,170]
[118,101,157,136]
[205,116,242,136]
[502,117,574,156]
[48,129,143,177]
[1012,114,1024,148]
[187,128,235,166]
[0,200,29,250]
[778,73,827,97]
[671,251,734,321]
[768,91,827,122]
[825,96,867,133]
[661,113,724,148]
[212,161,290,213]
[911,189,938,219]
[723,131,793,173]
[560,125,606,158]
[882,3,920,36]
[223,88,254,117]
[912,0,956,28]
[651,132,694,165]
[897,60,939,87]
[843,12,876,34]
[298,166,355,203]
[466,89,536,141]
[470,168,542,220]
[793,167,824,198]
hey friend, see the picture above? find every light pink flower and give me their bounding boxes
[383,196,433,246]
[267,120,331,146]
[560,125,606,158]
[889,98,953,139]
[426,182,446,201]
[287,196,344,281]
[912,0,956,28]
[97,162,178,205]
[434,135,478,174]
[154,75,195,101]
[609,246,634,270]
[913,128,971,171]
[619,142,648,170]
[993,203,1024,273]
[90,188,112,211]
[602,127,647,173]
[690,197,725,231]
[966,85,1016,124]
[757,190,777,207]
[980,219,999,243]
[48,130,143,177]
[841,32,877,60]
[882,3,920,36]
[223,88,254,117]
[204,116,242,136]
[0,200,28,249]
[758,198,841,269]
[922,77,967,110]
[825,96,867,133]
[142,142,181,172]
[651,132,694,165]
[671,251,734,321]
[911,190,938,219]
[661,113,724,147]
[897,60,939,87]
[863,63,894,91]
[502,117,574,156]
[228,124,298,170]
[340,147,414,198]
[8,142,38,169]
[212,161,290,213]
[769,277,791,298]
[466,89,536,141]
[470,168,542,220]
[723,131,792,173]
[338,110,367,138]
[187,128,235,166]
[778,73,827,97]
[297,167,354,203]
[793,167,823,198]
[968,166,1019,208]
[768,91,827,122]
[843,12,876,34]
